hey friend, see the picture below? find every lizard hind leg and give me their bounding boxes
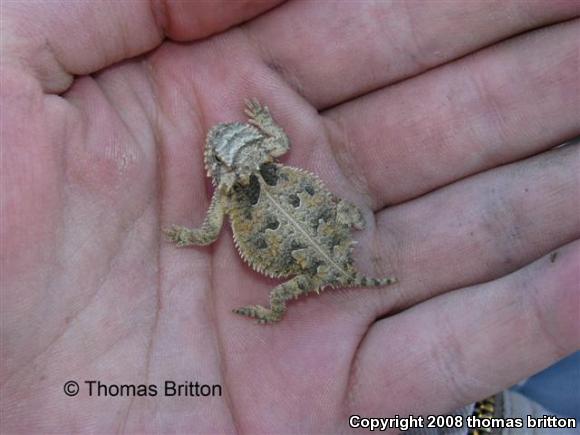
[336,199,365,230]
[233,275,316,324]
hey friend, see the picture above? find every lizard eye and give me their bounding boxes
[214,154,230,168]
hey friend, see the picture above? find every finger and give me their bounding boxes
[2,0,283,93]
[323,18,580,207]
[357,143,579,317]
[245,0,580,108]
[348,238,580,416]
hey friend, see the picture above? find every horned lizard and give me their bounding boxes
[164,99,396,323]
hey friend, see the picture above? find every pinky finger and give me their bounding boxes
[348,239,580,416]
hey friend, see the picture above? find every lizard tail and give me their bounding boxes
[352,274,397,288]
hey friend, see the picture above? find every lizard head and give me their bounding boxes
[204,122,279,192]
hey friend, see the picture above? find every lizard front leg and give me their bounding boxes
[164,190,226,246]
[244,98,289,158]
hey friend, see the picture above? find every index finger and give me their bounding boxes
[244,0,580,108]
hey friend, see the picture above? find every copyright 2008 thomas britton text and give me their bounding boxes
[349,414,577,432]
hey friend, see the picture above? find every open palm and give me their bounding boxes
[2,1,579,433]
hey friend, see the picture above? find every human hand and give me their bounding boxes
[2,1,579,433]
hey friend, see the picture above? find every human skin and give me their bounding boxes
[1,1,579,433]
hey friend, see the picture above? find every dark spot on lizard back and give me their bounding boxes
[288,194,300,207]
[289,240,306,251]
[304,183,315,195]
[260,163,279,186]
[263,215,280,231]
[235,174,260,206]
[250,233,267,249]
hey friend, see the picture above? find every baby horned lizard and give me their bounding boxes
[165,99,396,323]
